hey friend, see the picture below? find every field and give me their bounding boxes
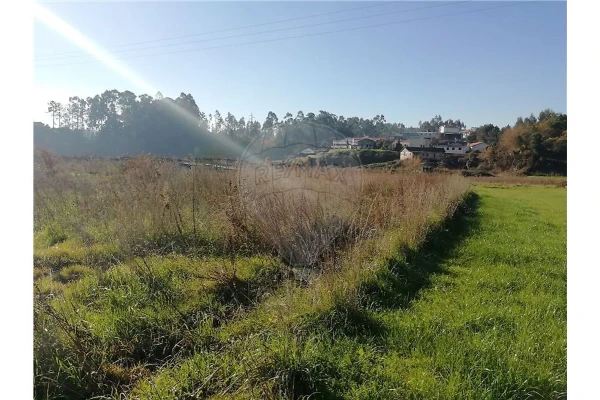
[33,155,566,399]
[467,175,567,187]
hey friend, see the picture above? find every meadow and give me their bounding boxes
[33,153,565,399]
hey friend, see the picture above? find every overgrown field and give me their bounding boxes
[34,153,469,399]
[33,154,565,399]
[467,174,567,187]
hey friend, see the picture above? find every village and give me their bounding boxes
[295,125,490,167]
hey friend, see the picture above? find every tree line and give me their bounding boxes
[34,89,566,174]
[483,110,567,174]
[34,90,472,157]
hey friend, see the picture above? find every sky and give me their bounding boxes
[34,1,566,128]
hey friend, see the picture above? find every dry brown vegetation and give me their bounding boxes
[34,151,471,399]
[467,174,566,187]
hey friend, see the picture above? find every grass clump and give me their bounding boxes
[34,254,286,399]
[34,240,119,271]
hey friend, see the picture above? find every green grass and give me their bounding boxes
[128,185,565,399]
[35,183,566,399]
[34,254,287,398]
[367,185,567,399]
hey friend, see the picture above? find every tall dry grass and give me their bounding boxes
[35,153,470,270]
[468,174,566,186]
[34,153,472,400]
[123,169,471,400]
[35,154,232,258]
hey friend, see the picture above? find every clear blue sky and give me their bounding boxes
[34,1,566,128]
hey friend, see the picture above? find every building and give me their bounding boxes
[438,126,461,134]
[299,148,316,156]
[435,142,469,155]
[468,142,489,152]
[331,139,352,149]
[406,136,434,148]
[399,131,440,148]
[331,137,376,150]
[355,137,376,149]
[438,126,462,142]
[400,147,445,161]
[401,131,438,140]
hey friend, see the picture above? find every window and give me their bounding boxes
[459,147,462,150]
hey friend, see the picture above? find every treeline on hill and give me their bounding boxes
[34,89,566,174]
[459,110,567,175]
[34,90,465,158]
[489,111,567,174]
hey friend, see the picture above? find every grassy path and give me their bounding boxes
[363,185,567,399]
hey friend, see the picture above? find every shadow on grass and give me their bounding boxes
[360,191,481,311]
[302,193,481,344]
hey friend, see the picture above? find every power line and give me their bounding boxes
[37,1,469,62]
[36,1,403,59]
[37,1,536,69]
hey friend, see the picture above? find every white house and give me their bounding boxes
[400,147,445,161]
[400,131,439,148]
[332,139,352,149]
[469,142,489,152]
[438,126,461,134]
[331,137,376,150]
[435,142,469,155]
[401,131,438,140]
[407,136,434,148]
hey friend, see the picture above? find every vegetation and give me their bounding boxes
[34,153,470,399]
[33,102,566,398]
[467,174,566,187]
[35,90,412,158]
[490,110,567,174]
[128,184,566,400]
[36,90,566,175]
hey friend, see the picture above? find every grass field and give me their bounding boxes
[33,156,566,399]
[127,184,566,399]
[368,184,567,399]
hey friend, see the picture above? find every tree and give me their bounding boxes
[175,92,200,119]
[225,112,238,138]
[475,124,501,145]
[538,108,557,122]
[523,113,538,125]
[373,114,386,137]
[57,102,65,128]
[528,132,544,171]
[214,110,224,134]
[47,101,60,128]
[207,113,213,131]
[262,111,278,138]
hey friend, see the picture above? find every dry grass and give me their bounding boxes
[34,154,232,259]
[468,174,566,187]
[35,153,469,270]
[34,152,471,400]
